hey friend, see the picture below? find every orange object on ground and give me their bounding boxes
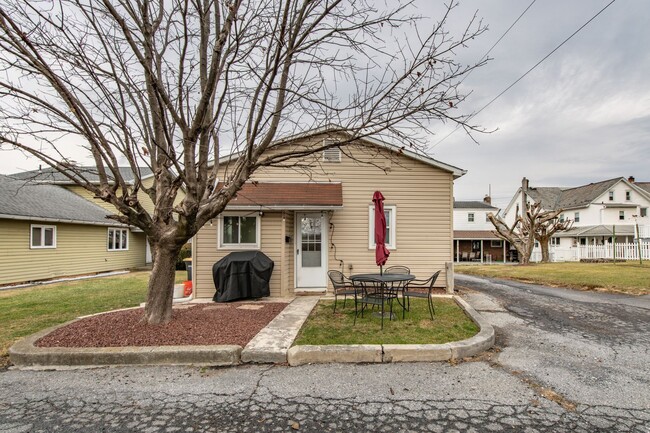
[183,280,193,297]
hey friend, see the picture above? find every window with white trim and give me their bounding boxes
[608,191,614,201]
[467,213,475,222]
[551,237,561,246]
[218,215,260,249]
[491,240,502,247]
[108,228,129,251]
[625,191,631,201]
[619,211,625,221]
[574,212,580,223]
[368,205,396,250]
[30,224,56,249]
[641,208,648,218]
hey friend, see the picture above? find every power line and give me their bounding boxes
[459,0,537,86]
[431,0,617,149]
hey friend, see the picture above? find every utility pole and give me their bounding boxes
[633,216,642,265]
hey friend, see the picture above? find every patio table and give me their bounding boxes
[350,273,415,327]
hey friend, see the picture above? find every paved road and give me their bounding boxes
[0,276,648,432]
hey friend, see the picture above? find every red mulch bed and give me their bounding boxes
[36,302,288,348]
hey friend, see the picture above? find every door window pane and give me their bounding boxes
[301,217,322,267]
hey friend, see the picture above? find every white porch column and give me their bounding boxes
[480,240,484,263]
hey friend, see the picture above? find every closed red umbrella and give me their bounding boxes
[373,191,390,274]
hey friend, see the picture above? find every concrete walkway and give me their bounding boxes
[9,295,494,368]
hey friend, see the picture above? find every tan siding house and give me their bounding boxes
[0,175,146,286]
[194,130,464,300]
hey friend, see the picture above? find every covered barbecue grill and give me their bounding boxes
[212,251,274,302]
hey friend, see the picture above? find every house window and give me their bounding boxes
[608,191,614,201]
[580,238,587,245]
[30,224,56,249]
[107,228,129,251]
[641,208,648,217]
[369,205,397,250]
[219,215,260,249]
[468,213,475,222]
[490,240,502,247]
[551,237,561,246]
[619,211,625,221]
[626,191,631,201]
[574,212,580,223]
[559,214,565,222]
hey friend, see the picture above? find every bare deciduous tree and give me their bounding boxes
[489,178,572,264]
[0,0,486,323]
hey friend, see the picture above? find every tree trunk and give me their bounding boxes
[540,237,550,263]
[144,243,181,324]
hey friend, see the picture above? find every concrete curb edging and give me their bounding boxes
[287,296,494,366]
[9,295,493,368]
[9,321,242,368]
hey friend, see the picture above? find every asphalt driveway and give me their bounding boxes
[0,276,648,432]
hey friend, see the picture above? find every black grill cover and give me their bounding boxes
[212,251,274,302]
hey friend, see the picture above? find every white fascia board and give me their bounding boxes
[0,213,130,228]
[206,125,467,178]
[225,205,343,211]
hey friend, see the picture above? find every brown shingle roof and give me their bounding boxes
[221,182,343,208]
[454,230,500,240]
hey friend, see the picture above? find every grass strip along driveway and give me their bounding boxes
[0,271,185,367]
[456,262,650,296]
[294,298,479,345]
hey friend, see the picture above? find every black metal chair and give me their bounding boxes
[402,271,441,320]
[327,270,356,313]
[353,277,398,330]
[384,265,410,274]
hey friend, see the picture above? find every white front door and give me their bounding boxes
[296,212,328,288]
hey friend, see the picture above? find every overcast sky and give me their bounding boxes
[419,0,650,208]
[1,0,648,210]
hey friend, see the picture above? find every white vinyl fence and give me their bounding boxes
[531,241,650,263]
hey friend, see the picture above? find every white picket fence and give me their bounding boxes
[531,242,650,262]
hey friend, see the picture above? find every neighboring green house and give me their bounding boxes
[0,173,148,286]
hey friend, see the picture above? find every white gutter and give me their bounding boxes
[0,213,130,228]
[225,205,344,211]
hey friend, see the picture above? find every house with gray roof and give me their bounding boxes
[502,176,650,260]
[453,197,515,263]
[0,175,147,286]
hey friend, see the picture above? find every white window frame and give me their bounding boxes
[30,224,57,249]
[467,213,475,223]
[574,212,580,223]
[218,213,261,250]
[551,237,561,246]
[107,228,129,251]
[608,191,614,201]
[625,190,631,201]
[619,211,625,221]
[490,240,502,247]
[368,205,397,250]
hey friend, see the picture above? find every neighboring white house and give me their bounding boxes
[453,197,514,262]
[502,176,650,261]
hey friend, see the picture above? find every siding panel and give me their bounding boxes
[0,219,146,285]
[194,137,454,297]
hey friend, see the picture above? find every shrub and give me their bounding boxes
[175,244,192,270]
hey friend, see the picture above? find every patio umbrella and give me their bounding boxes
[373,191,390,274]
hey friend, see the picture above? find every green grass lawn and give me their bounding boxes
[0,271,185,367]
[293,298,479,345]
[456,262,650,295]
